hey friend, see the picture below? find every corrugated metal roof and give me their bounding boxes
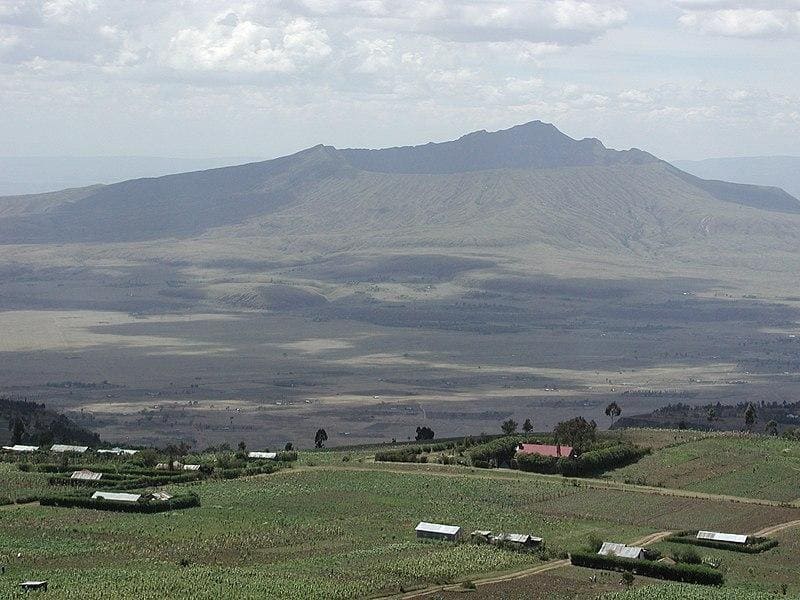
[183,464,201,471]
[97,447,138,455]
[51,444,89,453]
[151,491,173,501]
[248,451,277,459]
[697,530,748,544]
[516,443,574,458]
[71,470,103,481]
[415,522,461,536]
[598,542,645,559]
[496,533,542,544]
[3,444,39,452]
[92,491,141,502]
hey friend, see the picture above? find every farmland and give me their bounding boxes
[1,434,800,599]
[607,433,800,502]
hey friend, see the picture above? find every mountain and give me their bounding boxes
[674,156,800,200]
[0,120,797,248]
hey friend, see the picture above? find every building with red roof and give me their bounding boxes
[516,443,575,459]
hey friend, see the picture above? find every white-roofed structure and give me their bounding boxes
[97,447,138,455]
[71,469,103,481]
[697,530,749,544]
[183,464,201,471]
[494,533,543,547]
[247,451,277,459]
[415,521,462,541]
[2,444,39,452]
[51,444,89,453]
[598,542,646,560]
[92,491,141,503]
[151,491,174,501]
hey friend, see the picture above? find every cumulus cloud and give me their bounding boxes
[167,15,330,73]
[674,2,800,37]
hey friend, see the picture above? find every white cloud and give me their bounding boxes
[675,2,800,38]
[166,16,330,73]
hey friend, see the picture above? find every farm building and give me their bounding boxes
[92,491,141,503]
[598,542,646,560]
[516,443,575,459]
[248,451,277,459]
[697,530,748,544]
[415,522,462,542]
[156,461,183,470]
[2,445,39,452]
[183,464,201,471]
[51,444,89,453]
[151,491,173,501]
[20,581,48,592]
[97,447,138,455]
[71,470,102,481]
[493,533,543,548]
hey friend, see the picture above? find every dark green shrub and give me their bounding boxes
[40,492,200,513]
[570,552,723,585]
[666,531,778,554]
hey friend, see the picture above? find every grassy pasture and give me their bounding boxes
[607,434,800,502]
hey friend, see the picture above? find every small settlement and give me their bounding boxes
[598,542,646,560]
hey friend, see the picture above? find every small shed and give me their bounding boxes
[598,542,646,560]
[71,469,103,481]
[247,451,277,460]
[2,445,39,452]
[20,580,48,592]
[92,491,141,503]
[697,530,748,544]
[156,461,183,470]
[51,444,89,454]
[151,491,173,501]
[415,522,462,542]
[182,464,201,471]
[493,532,543,548]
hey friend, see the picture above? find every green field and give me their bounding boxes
[1,433,800,599]
[607,434,800,502]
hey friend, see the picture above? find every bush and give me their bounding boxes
[672,548,702,564]
[40,492,200,513]
[469,437,526,467]
[570,552,723,585]
[276,451,298,462]
[666,531,778,554]
[517,443,649,476]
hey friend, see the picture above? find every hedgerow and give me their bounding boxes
[40,492,200,513]
[570,552,723,585]
[666,531,779,554]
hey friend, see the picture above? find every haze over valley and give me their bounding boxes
[2,121,800,448]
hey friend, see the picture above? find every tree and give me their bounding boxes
[501,419,518,435]
[706,407,716,422]
[766,419,779,436]
[522,418,534,434]
[553,416,596,452]
[604,402,622,427]
[314,428,328,448]
[284,442,293,451]
[415,426,434,441]
[9,418,25,445]
[744,403,757,431]
[137,448,158,468]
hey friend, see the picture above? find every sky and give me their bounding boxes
[1,0,799,162]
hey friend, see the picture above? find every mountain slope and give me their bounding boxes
[0,121,797,249]
[674,156,800,200]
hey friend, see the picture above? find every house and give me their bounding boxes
[516,443,575,459]
[598,542,646,560]
[493,532,543,548]
[156,461,183,470]
[2,445,39,452]
[71,470,102,481]
[92,491,141,503]
[151,491,173,501]
[51,444,89,453]
[20,581,48,592]
[697,530,748,544]
[247,451,277,460]
[415,522,462,542]
[182,464,201,471]
[97,447,138,456]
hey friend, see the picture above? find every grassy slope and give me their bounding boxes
[607,434,800,503]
